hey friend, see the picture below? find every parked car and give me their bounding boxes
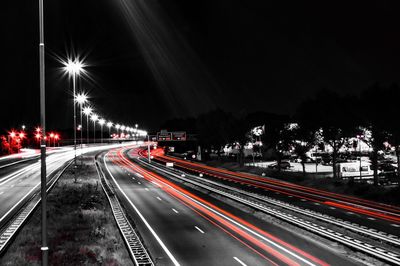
[268,161,292,170]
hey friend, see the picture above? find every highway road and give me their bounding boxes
[150,149,400,236]
[98,146,357,266]
[0,143,135,231]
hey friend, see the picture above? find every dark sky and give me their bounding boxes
[2,0,400,134]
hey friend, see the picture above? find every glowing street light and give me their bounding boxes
[63,58,85,164]
[75,92,88,150]
[115,124,121,137]
[98,118,105,143]
[107,122,113,141]
[91,114,99,143]
[83,106,93,144]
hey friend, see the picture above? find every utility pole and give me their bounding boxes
[38,0,48,264]
[147,135,151,163]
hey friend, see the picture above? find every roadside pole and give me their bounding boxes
[147,135,151,163]
[38,0,48,264]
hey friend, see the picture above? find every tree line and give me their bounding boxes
[162,84,400,186]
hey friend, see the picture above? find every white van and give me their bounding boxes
[335,161,373,179]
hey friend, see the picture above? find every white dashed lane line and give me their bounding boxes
[172,208,179,214]
[194,226,204,234]
[367,217,376,221]
[156,196,162,201]
[233,257,247,266]
[138,182,141,185]
[135,173,144,178]
[391,224,400,227]
[145,188,149,191]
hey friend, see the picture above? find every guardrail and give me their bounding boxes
[95,158,154,266]
[137,158,400,265]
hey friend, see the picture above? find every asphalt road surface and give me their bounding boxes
[99,147,357,266]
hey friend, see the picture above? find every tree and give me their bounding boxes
[290,124,319,176]
[260,115,291,172]
[359,84,391,186]
[296,89,358,178]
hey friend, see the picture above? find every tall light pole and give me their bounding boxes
[147,134,151,163]
[83,106,92,144]
[99,118,105,143]
[63,59,84,164]
[107,122,113,142]
[75,93,88,150]
[91,114,98,143]
[116,124,121,138]
[38,0,48,264]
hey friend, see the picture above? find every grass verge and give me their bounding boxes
[0,155,134,266]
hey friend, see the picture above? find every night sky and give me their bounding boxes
[2,1,400,134]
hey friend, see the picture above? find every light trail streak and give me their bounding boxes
[108,148,329,266]
[149,150,400,223]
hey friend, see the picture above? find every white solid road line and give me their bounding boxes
[104,154,180,266]
[195,226,205,234]
[172,208,179,214]
[140,165,318,266]
[233,257,247,266]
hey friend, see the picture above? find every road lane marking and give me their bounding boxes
[145,188,149,191]
[367,217,376,221]
[156,196,162,201]
[135,173,144,178]
[233,257,247,266]
[104,154,180,266]
[0,192,3,195]
[347,212,354,215]
[301,199,307,201]
[391,224,400,227]
[314,203,320,205]
[138,182,141,185]
[172,208,179,214]
[329,207,336,210]
[131,177,136,180]
[194,226,204,234]
[151,181,162,188]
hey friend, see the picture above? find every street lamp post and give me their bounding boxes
[75,93,88,150]
[99,118,105,143]
[91,114,98,143]
[107,122,113,142]
[38,0,48,263]
[116,124,121,138]
[83,106,92,144]
[147,134,151,163]
[63,60,84,165]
